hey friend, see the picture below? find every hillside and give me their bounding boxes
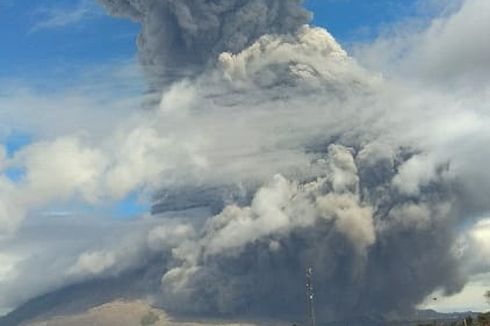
[21,300,260,326]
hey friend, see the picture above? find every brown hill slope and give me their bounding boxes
[24,300,260,326]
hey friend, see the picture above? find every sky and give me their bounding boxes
[0,0,427,84]
[0,0,426,220]
[1,0,490,319]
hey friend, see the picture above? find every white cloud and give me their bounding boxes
[0,61,149,237]
[0,214,158,314]
[68,250,117,276]
[31,0,102,32]
[419,276,490,313]
[354,0,490,87]
[463,219,490,275]
[0,59,144,140]
[0,254,20,283]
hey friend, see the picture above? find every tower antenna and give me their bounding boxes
[306,266,316,326]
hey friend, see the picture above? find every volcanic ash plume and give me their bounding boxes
[97,0,311,84]
[4,0,490,323]
[92,0,481,321]
[152,144,465,320]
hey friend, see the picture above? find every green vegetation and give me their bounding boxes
[416,313,490,326]
[140,311,160,326]
[477,312,490,326]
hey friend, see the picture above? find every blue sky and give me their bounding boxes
[0,0,422,219]
[0,0,423,83]
[308,0,421,42]
[0,0,138,83]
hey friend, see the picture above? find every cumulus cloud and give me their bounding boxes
[354,0,490,87]
[69,250,118,276]
[0,121,208,238]
[460,219,490,275]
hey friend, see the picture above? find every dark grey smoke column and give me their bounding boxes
[97,0,312,85]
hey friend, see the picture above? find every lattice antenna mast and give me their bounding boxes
[306,266,316,326]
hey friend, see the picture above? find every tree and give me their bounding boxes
[140,311,159,326]
[485,290,490,307]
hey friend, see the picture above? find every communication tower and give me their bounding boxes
[306,266,316,326]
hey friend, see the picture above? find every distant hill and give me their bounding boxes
[0,275,484,326]
[0,262,165,326]
[21,300,260,326]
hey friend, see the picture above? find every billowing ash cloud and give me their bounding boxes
[152,145,465,321]
[97,0,311,84]
[2,0,490,324]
